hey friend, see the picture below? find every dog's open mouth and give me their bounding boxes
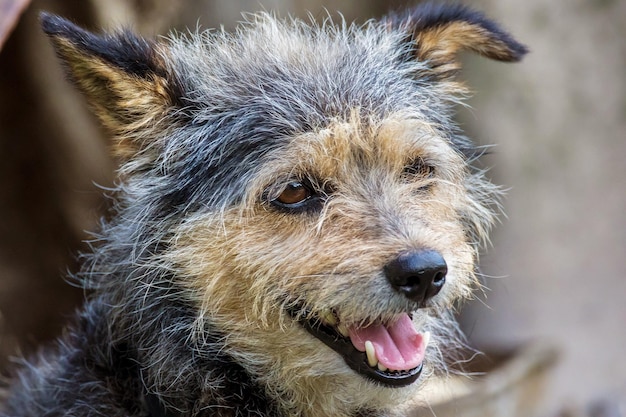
[289,307,429,387]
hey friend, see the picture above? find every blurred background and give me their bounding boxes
[0,0,624,416]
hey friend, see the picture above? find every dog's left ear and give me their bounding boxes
[40,13,181,160]
[385,2,527,78]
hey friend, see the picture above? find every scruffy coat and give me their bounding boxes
[1,3,525,417]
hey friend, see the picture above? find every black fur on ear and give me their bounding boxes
[384,2,527,77]
[40,12,169,80]
[40,12,183,160]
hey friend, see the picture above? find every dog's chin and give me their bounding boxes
[287,306,429,388]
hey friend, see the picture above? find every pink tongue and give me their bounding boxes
[347,313,425,371]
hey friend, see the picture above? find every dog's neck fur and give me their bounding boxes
[101,294,375,417]
[82,296,282,417]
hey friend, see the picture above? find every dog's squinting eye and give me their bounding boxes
[403,158,434,179]
[402,158,436,192]
[271,182,315,210]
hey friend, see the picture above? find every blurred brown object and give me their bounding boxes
[0,0,30,49]
[407,343,559,417]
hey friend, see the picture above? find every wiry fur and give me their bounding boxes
[1,4,525,417]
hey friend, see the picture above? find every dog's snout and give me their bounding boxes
[384,250,447,304]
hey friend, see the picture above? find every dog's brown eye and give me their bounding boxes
[276,182,312,205]
[269,179,327,213]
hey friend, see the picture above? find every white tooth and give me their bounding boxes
[337,322,349,338]
[423,331,431,350]
[365,341,378,367]
[377,363,388,372]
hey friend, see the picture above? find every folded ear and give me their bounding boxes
[385,2,527,78]
[40,13,181,160]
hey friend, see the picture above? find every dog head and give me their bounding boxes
[42,4,525,415]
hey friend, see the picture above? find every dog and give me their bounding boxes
[0,3,525,416]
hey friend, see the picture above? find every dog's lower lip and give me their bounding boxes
[287,307,423,387]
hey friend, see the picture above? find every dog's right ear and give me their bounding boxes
[40,13,181,160]
[384,3,527,80]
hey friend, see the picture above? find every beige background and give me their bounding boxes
[460,0,626,413]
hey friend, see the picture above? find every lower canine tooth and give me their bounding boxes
[423,331,431,350]
[365,341,378,367]
[377,363,388,372]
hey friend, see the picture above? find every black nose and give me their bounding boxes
[384,250,447,304]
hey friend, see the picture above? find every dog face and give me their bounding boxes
[42,4,525,415]
[168,114,480,412]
